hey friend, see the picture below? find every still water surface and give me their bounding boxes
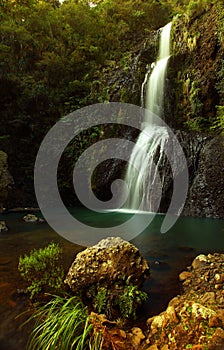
[0,208,224,349]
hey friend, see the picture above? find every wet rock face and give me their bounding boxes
[93,130,224,220]
[0,151,13,210]
[65,237,150,293]
[183,134,224,218]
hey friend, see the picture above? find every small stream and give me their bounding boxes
[0,208,224,349]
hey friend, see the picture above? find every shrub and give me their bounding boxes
[18,242,64,299]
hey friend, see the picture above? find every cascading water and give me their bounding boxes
[125,22,172,211]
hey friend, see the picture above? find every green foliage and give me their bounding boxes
[25,294,101,350]
[189,81,203,117]
[185,116,205,131]
[210,106,224,133]
[115,285,148,319]
[88,332,102,350]
[186,0,210,19]
[216,60,224,101]
[186,32,200,51]
[0,0,173,205]
[91,284,148,319]
[18,242,64,298]
[94,287,108,314]
[0,135,10,140]
[217,2,224,46]
[161,0,211,18]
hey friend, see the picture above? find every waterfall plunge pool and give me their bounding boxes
[0,208,224,350]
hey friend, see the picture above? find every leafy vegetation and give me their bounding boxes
[94,287,108,314]
[210,106,224,134]
[90,284,148,319]
[18,242,64,298]
[0,0,172,202]
[25,294,102,350]
[115,285,148,319]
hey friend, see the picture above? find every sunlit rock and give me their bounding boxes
[65,237,149,292]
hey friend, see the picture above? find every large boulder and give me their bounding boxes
[65,237,149,319]
[0,151,13,210]
[65,237,149,293]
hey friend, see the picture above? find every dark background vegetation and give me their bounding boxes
[0,0,223,206]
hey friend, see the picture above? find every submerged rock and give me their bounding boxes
[0,220,8,233]
[65,236,149,292]
[22,214,44,223]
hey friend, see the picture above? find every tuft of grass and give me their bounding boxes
[88,332,102,350]
[25,294,99,350]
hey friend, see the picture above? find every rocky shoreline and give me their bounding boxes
[93,253,224,350]
[144,253,224,350]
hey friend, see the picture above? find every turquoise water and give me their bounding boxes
[0,209,224,349]
[68,207,224,253]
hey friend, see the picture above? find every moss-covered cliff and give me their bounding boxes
[167,1,224,131]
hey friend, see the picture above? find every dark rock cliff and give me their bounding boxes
[183,134,224,218]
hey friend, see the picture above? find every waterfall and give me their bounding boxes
[145,22,172,118]
[125,22,172,211]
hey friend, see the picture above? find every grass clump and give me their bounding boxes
[18,242,64,299]
[26,294,101,350]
